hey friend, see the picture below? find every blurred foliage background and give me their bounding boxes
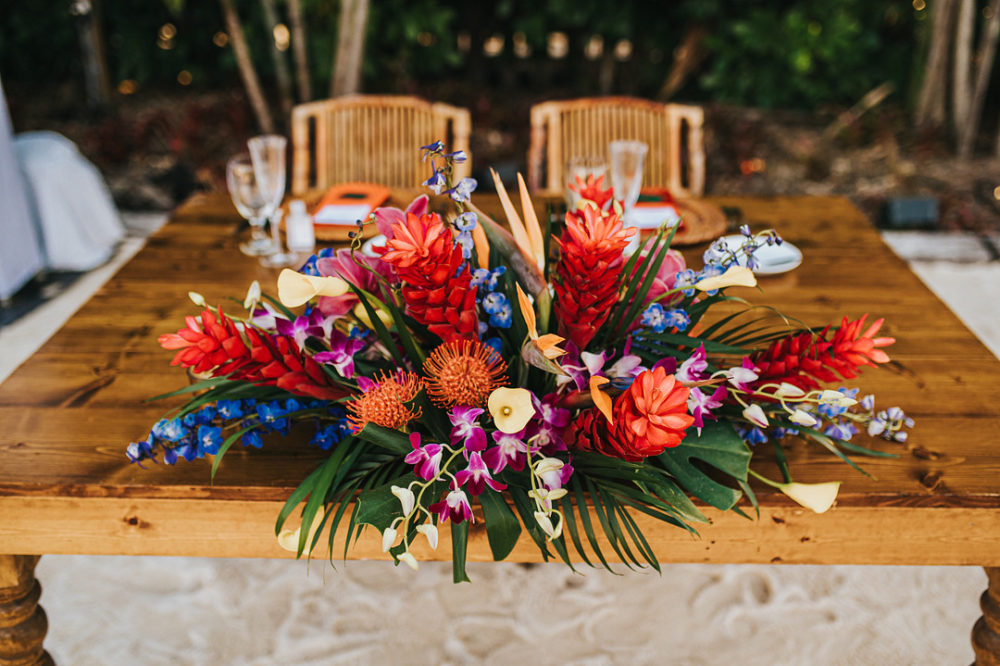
[0,0,920,110]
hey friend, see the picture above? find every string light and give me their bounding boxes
[547,32,568,59]
[177,70,192,86]
[117,79,138,95]
[213,31,229,47]
[483,34,504,57]
[417,31,435,47]
[273,24,290,51]
[613,39,632,61]
[584,35,603,60]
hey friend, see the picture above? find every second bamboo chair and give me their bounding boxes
[291,95,471,196]
[527,97,705,198]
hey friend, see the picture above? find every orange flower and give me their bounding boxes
[346,371,424,433]
[423,339,507,407]
[569,366,693,462]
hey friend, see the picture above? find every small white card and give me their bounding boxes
[314,203,373,226]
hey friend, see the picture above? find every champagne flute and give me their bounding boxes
[227,154,275,256]
[248,135,297,268]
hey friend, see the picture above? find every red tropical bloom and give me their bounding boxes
[568,173,615,210]
[231,329,346,401]
[569,366,693,462]
[159,308,347,401]
[553,205,635,350]
[158,308,251,375]
[381,212,479,342]
[751,315,895,391]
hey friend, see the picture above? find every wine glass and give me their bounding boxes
[610,140,648,254]
[564,155,608,211]
[227,154,275,256]
[248,135,297,268]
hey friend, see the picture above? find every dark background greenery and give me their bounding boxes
[0,0,921,110]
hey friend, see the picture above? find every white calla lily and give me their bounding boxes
[695,265,757,292]
[277,268,349,308]
[276,513,325,554]
[779,481,841,514]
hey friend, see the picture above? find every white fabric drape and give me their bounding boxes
[0,78,44,300]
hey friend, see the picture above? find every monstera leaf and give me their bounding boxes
[656,420,751,510]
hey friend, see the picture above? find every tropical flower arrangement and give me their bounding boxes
[129,142,913,581]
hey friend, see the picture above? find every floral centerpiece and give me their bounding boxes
[130,142,912,580]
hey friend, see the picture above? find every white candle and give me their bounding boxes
[285,200,315,253]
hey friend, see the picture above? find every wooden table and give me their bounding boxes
[1,192,999,665]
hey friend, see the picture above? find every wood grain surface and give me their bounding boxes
[1,192,999,562]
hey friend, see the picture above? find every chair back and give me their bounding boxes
[528,97,705,198]
[291,95,471,195]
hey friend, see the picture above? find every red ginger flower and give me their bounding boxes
[569,173,615,210]
[569,366,694,462]
[159,308,251,375]
[750,315,895,392]
[553,205,635,350]
[231,328,348,401]
[381,212,479,343]
[159,308,346,401]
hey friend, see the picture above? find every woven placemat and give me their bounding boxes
[637,198,728,246]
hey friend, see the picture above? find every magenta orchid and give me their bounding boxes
[428,487,474,524]
[454,451,507,495]
[403,432,444,481]
[677,344,709,383]
[449,406,487,452]
[482,429,530,474]
[688,385,728,430]
[312,329,366,379]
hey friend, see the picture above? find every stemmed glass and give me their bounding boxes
[248,134,298,268]
[227,154,275,256]
[610,140,649,254]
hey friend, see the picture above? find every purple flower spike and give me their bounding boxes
[449,406,487,452]
[454,452,507,496]
[404,432,444,481]
[428,488,474,524]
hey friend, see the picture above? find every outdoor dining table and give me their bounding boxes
[1,190,999,665]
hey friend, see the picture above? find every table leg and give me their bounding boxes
[0,555,53,666]
[973,567,1000,666]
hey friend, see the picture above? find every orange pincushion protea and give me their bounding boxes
[423,339,507,407]
[381,212,479,343]
[553,205,635,350]
[346,371,425,433]
[569,366,693,462]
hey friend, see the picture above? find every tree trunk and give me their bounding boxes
[952,0,975,132]
[657,25,708,101]
[219,0,275,133]
[259,0,293,123]
[330,0,370,97]
[961,0,1000,157]
[71,0,112,108]
[917,0,957,126]
[287,0,312,102]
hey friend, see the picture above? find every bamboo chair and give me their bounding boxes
[290,95,471,195]
[527,97,705,198]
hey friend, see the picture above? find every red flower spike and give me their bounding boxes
[230,329,347,401]
[158,308,251,375]
[750,315,895,392]
[553,205,635,350]
[568,173,615,210]
[381,212,479,342]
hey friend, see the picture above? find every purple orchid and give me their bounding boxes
[677,344,708,383]
[535,457,574,491]
[315,249,395,317]
[275,308,329,350]
[726,357,760,391]
[372,195,429,241]
[454,452,507,496]
[428,487,474,524]
[688,385,728,430]
[558,344,646,392]
[312,329,366,379]
[449,406,487,452]
[403,432,444,481]
[482,429,529,474]
[527,422,567,454]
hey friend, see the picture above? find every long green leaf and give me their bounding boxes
[297,442,353,556]
[451,521,472,583]
[570,477,617,573]
[350,285,405,367]
[478,490,522,561]
[559,494,594,568]
[355,423,413,454]
[209,424,257,481]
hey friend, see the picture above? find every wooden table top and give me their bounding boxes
[1,191,999,565]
